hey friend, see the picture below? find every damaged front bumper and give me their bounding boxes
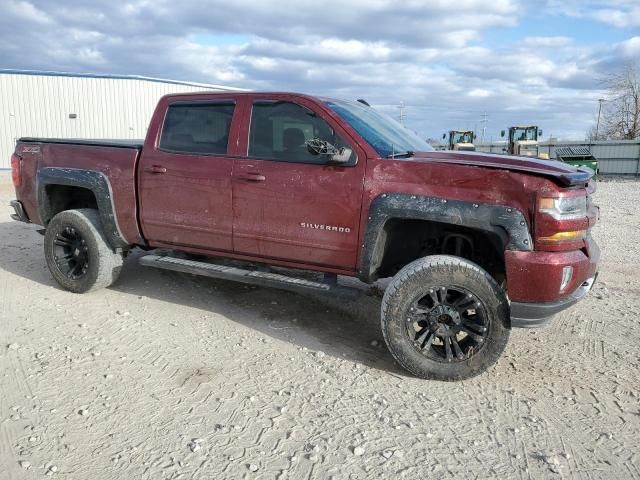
[510,274,598,327]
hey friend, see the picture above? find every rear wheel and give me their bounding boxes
[381,255,510,380]
[44,209,123,293]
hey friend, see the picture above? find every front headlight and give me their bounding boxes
[539,196,587,220]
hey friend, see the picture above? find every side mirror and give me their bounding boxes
[442,133,446,140]
[306,138,351,164]
[539,129,543,137]
[330,148,352,164]
[500,130,505,137]
[307,138,333,155]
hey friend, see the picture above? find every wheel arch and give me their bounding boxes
[37,167,128,250]
[357,193,533,283]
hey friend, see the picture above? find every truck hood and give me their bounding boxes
[411,150,592,187]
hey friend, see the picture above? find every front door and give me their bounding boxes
[232,97,366,270]
[139,100,238,252]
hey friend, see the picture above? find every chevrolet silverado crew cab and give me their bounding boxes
[9,92,600,380]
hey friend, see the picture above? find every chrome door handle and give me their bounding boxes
[147,165,167,174]
[238,173,266,182]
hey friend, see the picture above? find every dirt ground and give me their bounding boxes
[1,173,639,480]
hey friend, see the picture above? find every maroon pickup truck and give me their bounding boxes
[9,92,600,380]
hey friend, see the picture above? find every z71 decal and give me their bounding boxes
[21,145,41,153]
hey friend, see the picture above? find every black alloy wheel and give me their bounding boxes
[407,286,488,362]
[52,226,90,280]
[380,255,510,380]
[44,209,123,293]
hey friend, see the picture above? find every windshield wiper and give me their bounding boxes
[387,151,414,158]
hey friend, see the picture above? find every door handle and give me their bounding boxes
[147,165,167,174]
[238,173,266,182]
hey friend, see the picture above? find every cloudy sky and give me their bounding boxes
[2,0,639,141]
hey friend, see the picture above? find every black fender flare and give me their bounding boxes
[37,167,128,250]
[357,193,533,283]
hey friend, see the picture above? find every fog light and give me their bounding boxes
[560,266,573,291]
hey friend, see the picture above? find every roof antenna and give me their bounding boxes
[356,99,370,106]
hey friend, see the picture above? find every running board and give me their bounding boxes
[139,254,359,298]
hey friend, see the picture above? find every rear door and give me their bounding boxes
[232,96,366,270]
[138,99,239,251]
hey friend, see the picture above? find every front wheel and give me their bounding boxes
[44,209,123,293]
[381,255,510,381]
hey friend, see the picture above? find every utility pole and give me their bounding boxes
[595,98,605,140]
[398,102,406,125]
[480,113,488,145]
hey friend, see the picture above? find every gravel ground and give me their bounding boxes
[1,174,639,479]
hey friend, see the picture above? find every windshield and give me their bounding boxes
[511,127,538,142]
[452,132,473,144]
[325,100,433,157]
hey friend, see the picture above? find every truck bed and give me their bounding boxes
[19,137,143,149]
[15,136,145,246]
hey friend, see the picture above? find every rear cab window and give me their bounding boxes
[160,102,235,155]
[248,101,356,164]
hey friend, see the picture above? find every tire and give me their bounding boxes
[44,209,123,293]
[381,255,510,381]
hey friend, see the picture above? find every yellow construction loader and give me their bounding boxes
[443,130,475,151]
[501,126,548,158]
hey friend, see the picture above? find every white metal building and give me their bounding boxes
[0,69,242,169]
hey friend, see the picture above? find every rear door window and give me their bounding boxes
[160,102,235,155]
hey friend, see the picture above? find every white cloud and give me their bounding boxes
[521,36,573,48]
[0,0,635,140]
[5,0,51,24]
[544,0,640,28]
[591,7,640,28]
[619,36,640,56]
[468,89,492,98]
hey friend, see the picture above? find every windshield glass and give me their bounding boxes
[511,127,538,141]
[325,100,433,157]
[452,132,473,144]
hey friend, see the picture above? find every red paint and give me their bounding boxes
[45,143,144,245]
[12,142,144,244]
[229,94,367,269]
[11,91,600,306]
[505,236,600,302]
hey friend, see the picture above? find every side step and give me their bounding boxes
[139,254,360,298]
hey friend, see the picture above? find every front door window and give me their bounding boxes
[248,101,355,164]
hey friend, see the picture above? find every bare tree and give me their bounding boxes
[601,63,640,140]
[586,125,601,142]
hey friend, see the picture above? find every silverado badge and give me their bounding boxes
[300,222,351,233]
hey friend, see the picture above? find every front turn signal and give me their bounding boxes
[537,230,587,243]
